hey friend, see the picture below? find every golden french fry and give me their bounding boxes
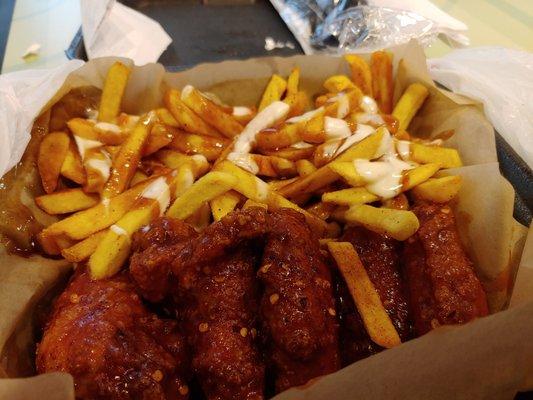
[168,129,230,161]
[252,154,297,178]
[345,204,419,241]
[410,143,462,169]
[312,139,342,167]
[37,231,68,255]
[210,190,241,221]
[36,188,99,215]
[285,91,310,118]
[392,83,429,130]
[278,128,384,199]
[130,170,149,187]
[382,193,410,210]
[83,148,112,193]
[242,198,268,210]
[167,171,237,219]
[142,123,174,156]
[322,187,378,206]
[164,89,221,137]
[60,139,86,184]
[306,201,336,220]
[328,241,401,349]
[268,177,298,192]
[38,132,70,194]
[323,89,364,119]
[261,146,315,161]
[98,62,131,122]
[344,54,373,95]
[181,86,243,138]
[402,163,440,191]
[155,107,180,127]
[214,161,327,236]
[61,230,107,262]
[411,175,462,203]
[370,51,393,114]
[186,202,212,231]
[300,109,326,143]
[286,67,300,97]
[323,75,356,93]
[295,159,317,177]
[67,118,99,141]
[102,113,154,197]
[259,74,287,111]
[155,149,194,169]
[256,123,301,151]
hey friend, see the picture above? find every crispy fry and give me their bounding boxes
[306,201,335,220]
[36,189,99,215]
[322,187,378,206]
[370,51,393,113]
[402,163,440,191]
[167,171,237,219]
[328,241,401,349]
[214,161,327,236]
[345,204,419,241]
[392,83,429,130]
[155,107,180,127]
[142,123,174,156]
[300,109,326,143]
[278,128,384,199]
[323,89,364,119]
[130,170,149,187]
[37,231,67,256]
[323,75,356,93]
[411,175,462,203]
[256,123,301,151]
[102,113,154,198]
[83,148,112,193]
[98,62,131,122]
[210,190,241,221]
[295,159,317,177]
[242,198,268,210]
[60,139,86,184]
[261,146,315,161]
[286,67,300,97]
[344,54,373,95]
[312,139,342,167]
[61,231,107,262]
[252,154,297,178]
[258,74,287,111]
[181,86,243,138]
[38,132,70,194]
[186,202,211,231]
[268,177,298,192]
[410,143,462,168]
[168,129,229,161]
[164,88,221,137]
[285,91,310,118]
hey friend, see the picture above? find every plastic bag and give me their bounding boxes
[428,47,533,170]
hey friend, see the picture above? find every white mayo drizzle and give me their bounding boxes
[141,176,170,215]
[181,168,195,189]
[360,96,379,114]
[331,93,350,118]
[335,124,375,156]
[94,122,122,133]
[356,113,385,126]
[227,101,290,174]
[320,140,341,160]
[324,117,351,140]
[110,224,128,236]
[291,141,314,149]
[396,140,411,161]
[255,179,270,201]
[285,107,324,124]
[232,106,252,117]
[87,157,111,182]
[74,136,103,160]
[181,84,194,100]
[353,131,415,199]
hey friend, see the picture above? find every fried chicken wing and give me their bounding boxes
[259,209,340,392]
[403,202,489,336]
[337,226,411,364]
[36,269,190,400]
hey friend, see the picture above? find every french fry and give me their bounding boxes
[382,193,409,210]
[252,154,297,178]
[168,129,230,161]
[285,91,309,118]
[214,161,327,236]
[35,189,99,215]
[323,75,356,93]
[61,230,107,262]
[268,177,298,192]
[322,187,378,206]
[306,201,336,220]
[242,198,268,210]
[181,86,243,138]
[155,149,196,169]
[370,51,393,113]
[259,74,287,111]
[328,242,401,348]
[323,89,364,119]
[295,159,317,177]
[186,202,212,231]
[345,204,419,241]
[210,190,241,221]
[256,123,301,151]
[38,132,70,194]
[167,171,237,219]
[411,175,462,203]
[155,107,180,127]
[142,123,174,156]
[402,163,440,191]
[98,62,131,122]
[37,230,68,256]
[130,170,149,187]
[164,89,221,137]
[392,83,429,130]
[83,148,112,193]
[312,140,342,167]
[344,54,373,95]
[278,128,384,199]
[410,143,462,169]
[300,109,326,143]
[60,139,86,184]
[286,67,300,97]
[261,146,315,161]
[102,113,154,198]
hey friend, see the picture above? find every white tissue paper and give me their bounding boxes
[428,47,533,170]
[80,0,172,66]
[0,60,85,177]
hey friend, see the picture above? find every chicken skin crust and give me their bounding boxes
[259,209,340,392]
[36,270,190,400]
[403,203,489,335]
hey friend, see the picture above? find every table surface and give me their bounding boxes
[1,0,532,73]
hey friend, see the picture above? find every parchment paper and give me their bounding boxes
[0,40,531,399]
